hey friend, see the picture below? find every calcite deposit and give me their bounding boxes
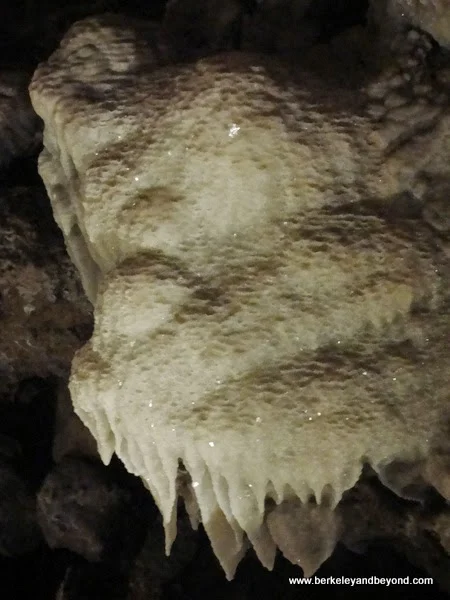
[29,13,450,580]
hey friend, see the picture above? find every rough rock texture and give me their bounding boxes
[37,457,150,563]
[0,182,93,399]
[28,12,450,582]
[0,71,41,168]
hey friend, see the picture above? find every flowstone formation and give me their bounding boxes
[29,14,450,580]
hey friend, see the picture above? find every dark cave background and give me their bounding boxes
[0,1,449,598]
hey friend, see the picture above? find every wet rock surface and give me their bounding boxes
[0,0,449,598]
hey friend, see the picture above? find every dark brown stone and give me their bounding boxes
[0,460,41,556]
[37,457,150,564]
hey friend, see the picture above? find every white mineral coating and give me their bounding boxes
[29,15,449,580]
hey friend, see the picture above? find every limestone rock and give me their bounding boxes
[266,500,340,577]
[29,13,450,582]
[37,457,149,562]
[0,183,92,399]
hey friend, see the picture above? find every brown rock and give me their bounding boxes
[37,457,149,563]
[0,183,92,400]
